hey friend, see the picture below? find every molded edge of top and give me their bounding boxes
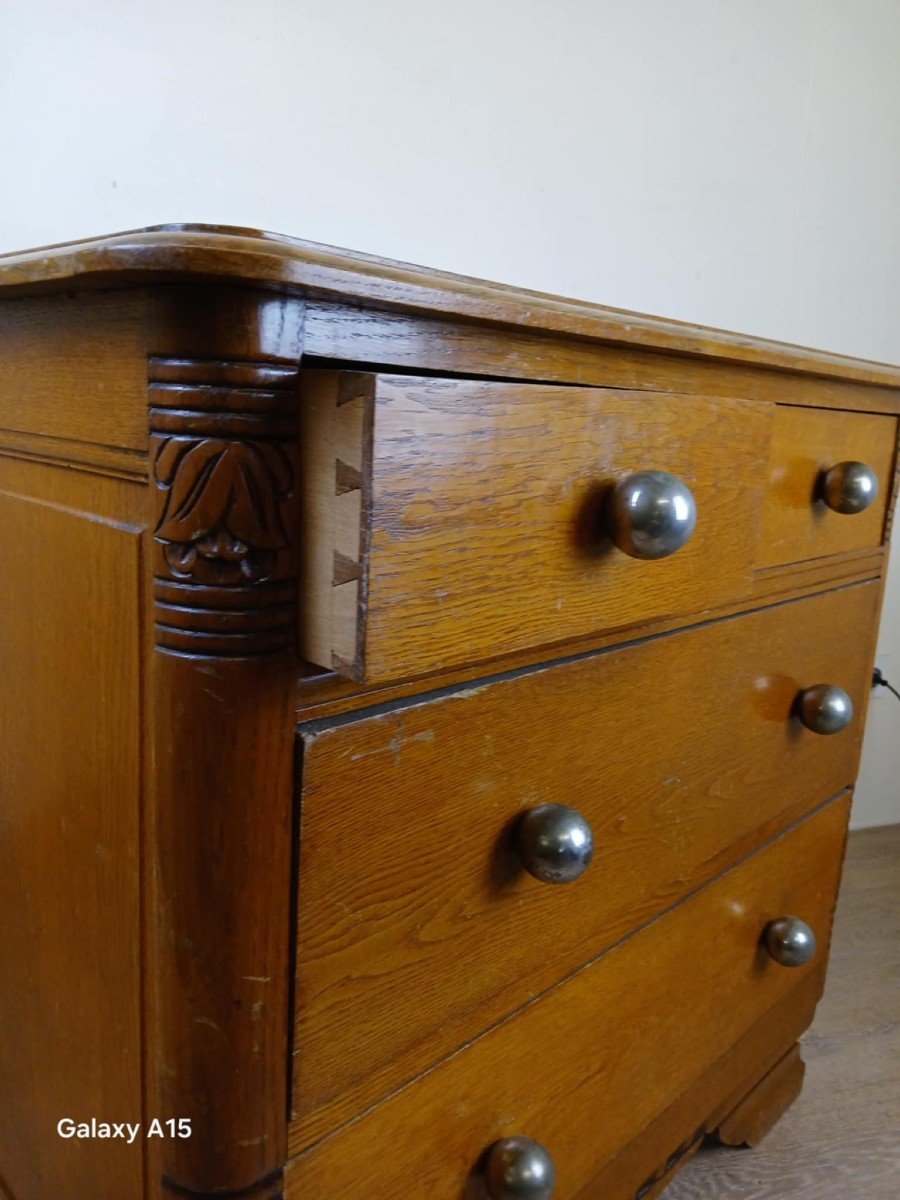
[0,222,898,388]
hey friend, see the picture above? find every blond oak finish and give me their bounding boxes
[285,796,849,1197]
[301,371,773,681]
[759,406,897,567]
[0,464,144,1199]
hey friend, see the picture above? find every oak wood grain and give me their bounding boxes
[285,796,850,1196]
[752,545,885,594]
[0,226,894,1200]
[759,406,897,566]
[666,824,900,1200]
[292,545,885,722]
[0,427,147,480]
[574,994,822,1200]
[303,371,773,681]
[290,584,874,1147]
[144,286,306,1198]
[0,291,147,453]
[302,302,900,417]
[0,469,144,1200]
[2,226,900,393]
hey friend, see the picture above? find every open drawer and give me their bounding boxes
[299,372,772,682]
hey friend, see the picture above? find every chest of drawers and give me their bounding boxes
[0,225,896,1200]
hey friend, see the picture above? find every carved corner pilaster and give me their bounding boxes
[145,288,304,1200]
[149,354,300,657]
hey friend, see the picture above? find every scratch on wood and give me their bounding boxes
[236,1133,268,1147]
[348,728,435,764]
[191,1016,224,1036]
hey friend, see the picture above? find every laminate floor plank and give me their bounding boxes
[666,823,900,1200]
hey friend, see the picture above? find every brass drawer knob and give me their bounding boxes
[798,684,853,735]
[821,461,879,514]
[607,470,697,559]
[485,1136,556,1199]
[516,804,594,884]
[765,916,817,967]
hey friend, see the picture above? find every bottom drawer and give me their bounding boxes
[285,793,849,1200]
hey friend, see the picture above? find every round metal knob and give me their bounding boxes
[821,461,878,514]
[485,1136,556,1200]
[606,470,697,559]
[765,917,817,968]
[798,684,853,735]
[516,804,594,884]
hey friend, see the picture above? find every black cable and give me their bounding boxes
[872,667,900,704]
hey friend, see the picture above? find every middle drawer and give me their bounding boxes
[291,581,876,1144]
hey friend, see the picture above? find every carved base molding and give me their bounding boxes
[147,298,302,1199]
[149,354,299,657]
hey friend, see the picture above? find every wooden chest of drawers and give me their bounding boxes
[0,225,896,1200]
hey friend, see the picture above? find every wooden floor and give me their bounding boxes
[667,823,900,1199]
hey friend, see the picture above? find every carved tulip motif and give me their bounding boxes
[154,436,294,585]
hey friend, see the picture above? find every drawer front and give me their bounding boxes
[300,372,772,681]
[287,796,849,1199]
[291,583,875,1143]
[759,405,896,567]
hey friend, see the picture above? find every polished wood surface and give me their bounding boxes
[0,291,147,469]
[145,287,305,1198]
[302,301,900,416]
[759,406,896,567]
[0,227,894,1200]
[290,540,885,722]
[668,824,900,1199]
[301,371,772,681]
[2,225,900,391]
[0,460,144,1199]
[291,584,875,1145]
[285,797,849,1198]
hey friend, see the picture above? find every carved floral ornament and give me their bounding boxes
[153,436,294,585]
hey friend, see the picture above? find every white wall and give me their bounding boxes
[1,0,898,825]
